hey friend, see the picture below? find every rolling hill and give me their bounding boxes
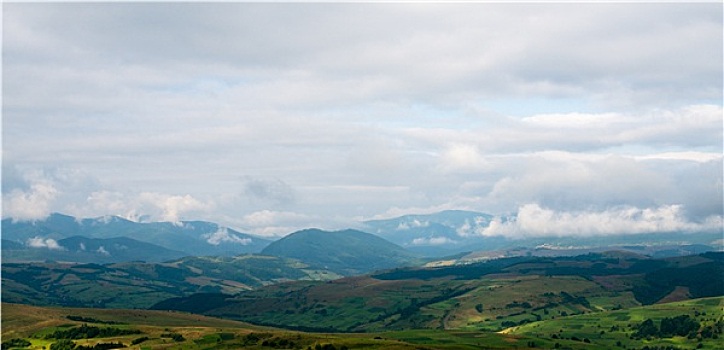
[1,255,342,309]
[1,302,550,350]
[507,297,724,350]
[4,297,722,350]
[260,228,421,275]
[152,252,724,333]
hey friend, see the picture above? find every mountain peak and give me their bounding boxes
[261,228,418,275]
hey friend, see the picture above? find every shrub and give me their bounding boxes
[1,339,32,350]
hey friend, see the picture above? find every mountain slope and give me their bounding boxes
[260,228,420,275]
[1,213,271,260]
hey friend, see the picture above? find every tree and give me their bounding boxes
[50,340,75,350]
[633,319,658,339]
[660,315,699,337]
[475,304,484,313]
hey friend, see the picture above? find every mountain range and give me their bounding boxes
[2,213,270,262]
[2,211,721,267]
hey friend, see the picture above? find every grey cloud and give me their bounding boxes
[6,3,720,113]
[242,176,296,207]
[3,3,721,235]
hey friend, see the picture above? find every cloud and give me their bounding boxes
[2,3,721,235]
[237,210,329,237]
[82,191,215,224]
[396,219,429,231]
[26,237,64,250]
[242,176,296,206]
[137,192,214,224]
[411,237,455,246]
[481,203,723,239]
[96,246,110,256]
[439,143,489,173]
[3,182,58,222]
[456,216,492,237]
[2,168,60,221]
[203,227,251,246]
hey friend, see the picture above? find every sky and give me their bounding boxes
[3,2,723,238]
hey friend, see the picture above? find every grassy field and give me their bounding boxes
[3,298,724,350]
[508,297,724,349]
[1,303,544,350]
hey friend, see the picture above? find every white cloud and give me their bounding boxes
[635,152,722,163]
[411,237,455,246]
[96,246,110,256]
[439,143,489,173]
[137,192,214,224]
[3,182,58,221]
[239,210,314,237]
[26,237,64,250]
[456,217,492,237]
[481,203,723,238]
[396,219,429,231]
[82,190,214,224]
[203,227,251,246]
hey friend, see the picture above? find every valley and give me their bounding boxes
[151,252,723,333]
[2,212,722,349]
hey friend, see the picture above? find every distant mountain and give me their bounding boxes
[2,236,186,263]
[364,210,723,257]
[363,210,508,256]
[261,228,420,275]
[1,213,271,261]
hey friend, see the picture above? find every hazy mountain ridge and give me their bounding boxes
[363,210,502,256]
[364,210,722,257]
[1,213,271,261]
[2,211,721,266]
[2,236,187,263]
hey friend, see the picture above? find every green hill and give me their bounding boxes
[260,228,420,275]
[2,302,556,350]
[508,297,724,350]
[1,255,341,309]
